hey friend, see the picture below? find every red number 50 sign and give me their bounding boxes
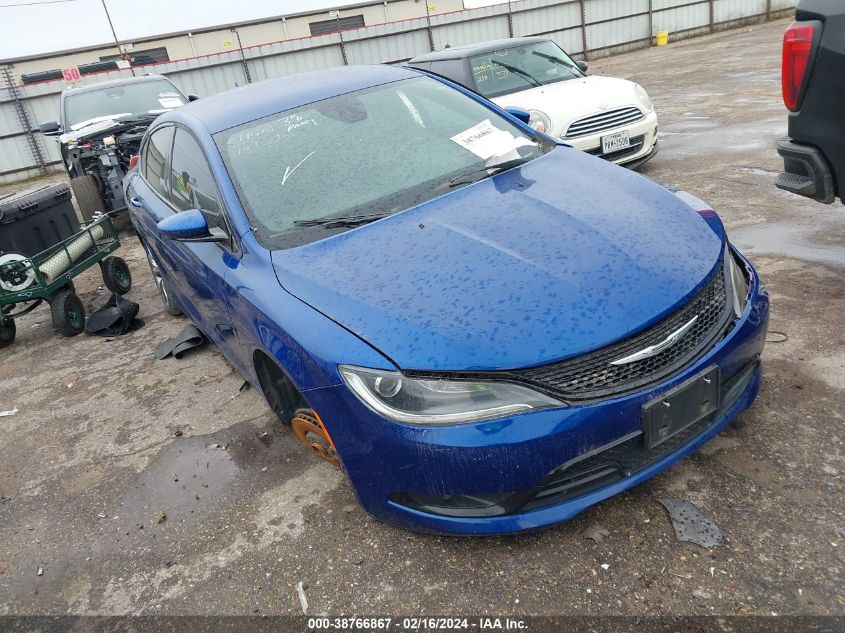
[62,67,81,82]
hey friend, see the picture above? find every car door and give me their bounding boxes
[129,124,239,352]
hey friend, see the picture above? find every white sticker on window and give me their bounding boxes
[158,97,183,108]
[451,119,529,160]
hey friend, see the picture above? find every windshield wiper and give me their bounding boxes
[490,59,542,88]
[293,213,390,229]
[117,113,160,124]
[449,157,531,187]
[530,50,579,73]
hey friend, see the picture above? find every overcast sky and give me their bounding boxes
[0,0,506,60]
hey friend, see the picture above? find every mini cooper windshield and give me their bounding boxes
[470,40,584,99]
[215,76,547,249]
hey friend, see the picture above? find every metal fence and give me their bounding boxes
[0,0,796,184]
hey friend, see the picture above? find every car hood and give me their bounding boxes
[491,75,644,137]
[271,148,724,372]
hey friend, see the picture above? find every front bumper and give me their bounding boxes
[563,110,659,167]
[308,251,768,535]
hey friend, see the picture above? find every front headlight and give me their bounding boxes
[527,109,552,134]
[634,83,653,113]
[339,365,563,426]
[726,247,749,318]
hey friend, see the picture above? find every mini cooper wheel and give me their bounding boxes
[143,245,181,316]
[101,256,132,295]
[50,289,85,337]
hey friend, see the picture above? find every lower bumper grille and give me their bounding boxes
[523,360,759,512]
[390,360,759,519]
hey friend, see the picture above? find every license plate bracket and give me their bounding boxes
[643,366,720,449]
[601,130,631,154]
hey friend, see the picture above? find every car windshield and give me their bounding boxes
[215,76,547,250]
[64,79,185,129]
[470,40,583,99]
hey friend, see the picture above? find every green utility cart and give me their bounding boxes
[0,216,131,347]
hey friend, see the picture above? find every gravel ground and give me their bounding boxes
[0,18,843,621]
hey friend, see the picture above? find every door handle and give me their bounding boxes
[130,197,143,208]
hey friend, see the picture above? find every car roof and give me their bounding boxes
[160,64,422,134]
[408,37,552,63]
[62,74,175,96]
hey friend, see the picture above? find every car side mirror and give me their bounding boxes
[39,120,61,136]
[158,209,228,243]
[504,107,531,125]
[576,60,588,74]
[188,94,200,102]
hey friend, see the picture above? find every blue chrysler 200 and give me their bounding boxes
[125,65,768,535]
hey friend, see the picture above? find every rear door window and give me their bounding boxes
[430,59,466,84]
[143,125,174,199]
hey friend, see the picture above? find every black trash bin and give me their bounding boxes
[0,184,80,257]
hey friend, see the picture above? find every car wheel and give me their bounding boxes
[50,289,86,336]
[143,245,182,316]
[0,317,15,348]
[69,174,106,222]
[101,256,132,294]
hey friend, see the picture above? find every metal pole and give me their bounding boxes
[648,0,654,47]
[100,0,134,76]
[579,0,588,60]
[709,0,715,33]
[766,0,772,20]
[424,3,435,52]
[232,28,252,83]
[507,1,514,38]
[336,13,349,65]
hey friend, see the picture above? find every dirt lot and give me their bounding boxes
[1,18,843,620]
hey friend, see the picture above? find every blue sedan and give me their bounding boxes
[125,65,768,535]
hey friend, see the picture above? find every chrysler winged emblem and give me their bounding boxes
[609,316,698,366]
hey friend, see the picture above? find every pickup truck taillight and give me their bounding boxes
[782,22,815,111]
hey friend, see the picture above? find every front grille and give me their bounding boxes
[585,134,645,162]
[517,264,731,400]
[522,360,759,512]
[565,106,645,138]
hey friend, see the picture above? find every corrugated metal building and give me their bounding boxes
[4,0,465,82]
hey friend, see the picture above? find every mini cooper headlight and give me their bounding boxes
[634,83,653,113]
[339,366,563,426]
[527,110,552,134]
[726,247,750,318]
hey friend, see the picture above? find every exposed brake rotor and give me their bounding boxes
[290,408,340,468]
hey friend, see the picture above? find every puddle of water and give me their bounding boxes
[732,222,845,269]
[109,419,302,535]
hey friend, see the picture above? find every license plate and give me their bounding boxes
[642,367,720,449]
[601,130,631,154]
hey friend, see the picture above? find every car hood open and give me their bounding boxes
[271,148,724,372]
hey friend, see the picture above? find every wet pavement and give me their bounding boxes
[1,18,844,618]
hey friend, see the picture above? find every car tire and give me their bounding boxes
[142,244,182,316]
[70,174,106,222]
[101,256,132,295]
[0,318,15,348]
[50,289,86,336]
